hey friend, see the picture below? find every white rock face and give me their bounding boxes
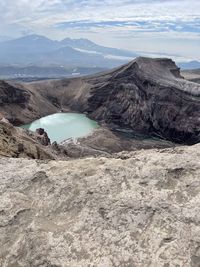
[1,144,200,267]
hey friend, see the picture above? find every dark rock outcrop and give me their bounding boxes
[36,128,51,146]
[85,58,200,145]
[0,80,30,106]
[0,80,60,125]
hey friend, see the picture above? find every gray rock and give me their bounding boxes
[1,144,200,266]
[51,141,59,151]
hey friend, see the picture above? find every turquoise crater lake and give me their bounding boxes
[22,113,98,143]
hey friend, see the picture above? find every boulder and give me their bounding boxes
[36,128,51,146]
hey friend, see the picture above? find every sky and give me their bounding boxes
[0,0,200,60]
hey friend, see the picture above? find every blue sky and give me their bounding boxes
[0,0,200,60]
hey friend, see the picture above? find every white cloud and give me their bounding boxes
[0,0,199,59]
[1,0,200,26]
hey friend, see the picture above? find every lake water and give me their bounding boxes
[22,113,98,143]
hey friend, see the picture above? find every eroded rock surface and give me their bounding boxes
[1,144,200,266]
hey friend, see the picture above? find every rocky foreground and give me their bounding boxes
[1,144,200,266]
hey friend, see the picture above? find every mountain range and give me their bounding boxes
[0,35,199,81]
[0,34,137,68]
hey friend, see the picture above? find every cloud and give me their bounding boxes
[54,18,200,34]
[0,0,199,59]
[1,0,200,25]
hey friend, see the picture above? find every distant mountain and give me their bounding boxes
[178,61,200,70]
[0,35,59,65]
[0,35,59,53]
[0,34,199,80]
[0,34,137,68]
[60,37,138,58]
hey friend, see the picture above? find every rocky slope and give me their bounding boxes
[0,120,56,159]
[0,80,61,125]
[84,58,200,144]
[1,144,200,266]
[1,57,200,145]
[62,126,174,157]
